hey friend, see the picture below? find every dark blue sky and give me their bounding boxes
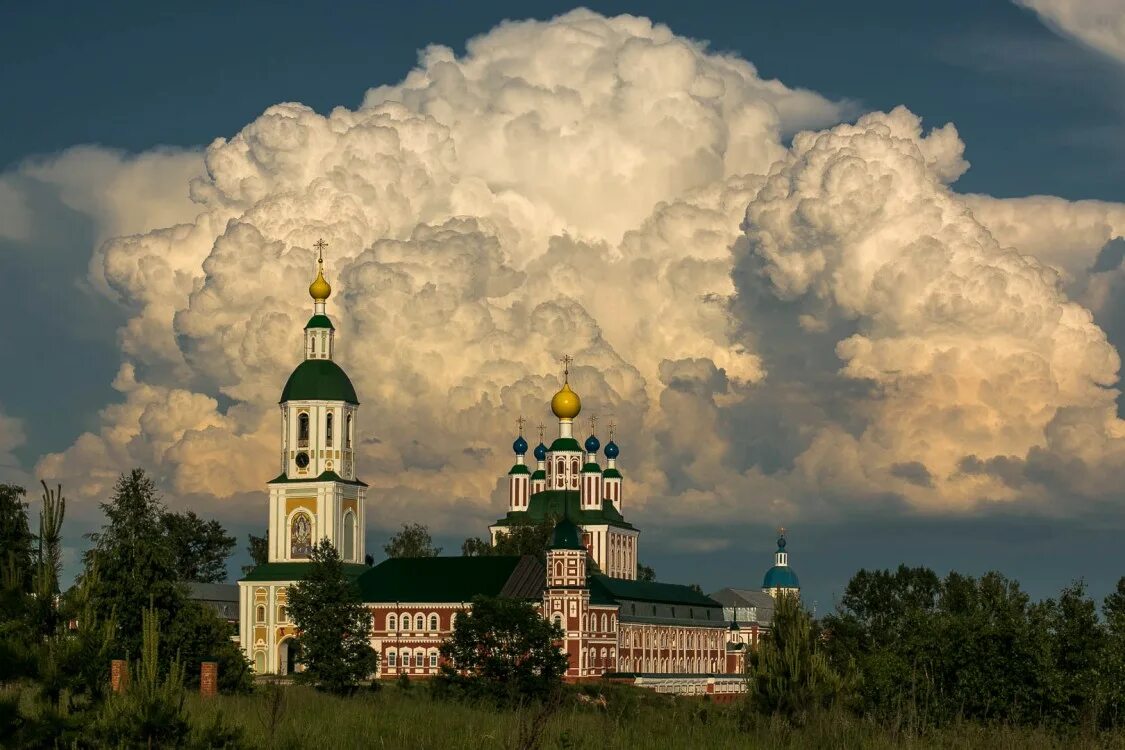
[3,1,1124,607]
[3,1,1122,200]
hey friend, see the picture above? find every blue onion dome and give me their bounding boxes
[534,442,547,461]
[512,435,528,455]
[777,536,787,550]
[584,434,601,453]
[604,440,619,459]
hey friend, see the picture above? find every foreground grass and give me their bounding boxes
[183,683,1125,750]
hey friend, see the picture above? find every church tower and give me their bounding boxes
[239,239,368,676]
[269,240,367,565]
[762,529,800,599]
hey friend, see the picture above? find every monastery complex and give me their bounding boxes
[238,245,800,695]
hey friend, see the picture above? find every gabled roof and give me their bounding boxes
[492,490,634,530]
[589,575,720,608]
[356,555,545,603]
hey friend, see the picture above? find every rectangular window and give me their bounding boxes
[387,652,396,668]
[429,653,438,668]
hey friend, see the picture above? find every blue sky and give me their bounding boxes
[2,1,1124,609]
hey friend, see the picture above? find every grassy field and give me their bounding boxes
[182,683,1125,750]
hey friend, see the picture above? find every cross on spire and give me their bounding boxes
[537,423,545,443]
[589,415,598,435]
[607,420,616,439]
[777,526,787,537]
[516,415,525,436]
[560,354,573,382]
[313,238,328,263]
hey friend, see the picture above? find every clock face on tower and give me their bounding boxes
[295,452,310,469]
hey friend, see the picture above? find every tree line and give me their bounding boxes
[749,566,1125,734]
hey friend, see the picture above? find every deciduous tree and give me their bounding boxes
[384,523,441,558]
[287,539,375,693]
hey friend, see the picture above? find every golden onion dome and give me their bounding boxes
[309,266,332,302]
[551,382,581,420]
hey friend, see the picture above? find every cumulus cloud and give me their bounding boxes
[1016,0,1125,64]
[26,8,1125,539]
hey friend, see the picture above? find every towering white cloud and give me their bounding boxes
[26,9,1125,537]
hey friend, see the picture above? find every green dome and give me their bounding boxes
[549,518,583,550]
[280,359,358,404]
[305,314,335,330]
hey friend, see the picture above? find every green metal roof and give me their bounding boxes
[588,575,721,607]
[268,470,368,487]
[280,359,358,404]
[602,468,622,479]
[240,562,369,583]
[530,470,546,481]
[356,555,544,603]
[492,490,634,530]
[507,464,531,476]
[582,462,601,473]
[549,437,582,452]
[304,314,335,330]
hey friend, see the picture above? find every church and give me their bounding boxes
[238,245,800,695]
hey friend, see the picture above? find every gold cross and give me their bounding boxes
[516,415,525,436]
[608,420,616,439]
[560,354,572,381]
[313,238,328,262]
[537,423,545,443]
[589,415,598,434]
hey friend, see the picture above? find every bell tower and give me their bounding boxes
[269,239,367,564]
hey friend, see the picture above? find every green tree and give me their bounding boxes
[161,509,236,583]
[0,485,35,684]
[242,531,269,575]
[384,522,441,558]
[83,469,183,656]
[747,593,848,725]
[460,536,491,557]
[81,468,251,693]
[0,483,32,592]
[287,539,375,693]
[463,518,556,561]
[437,595,567,704]
[1104,578,1125,727]
[637,563,656,582]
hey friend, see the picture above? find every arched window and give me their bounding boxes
[278,605,287,623]
[601,613,608,632]
[556,459,564,475]
[450,613,457,630]
[552,614,563,630]
[387,651,397,668]
[415,614,425,631]
[429,650,439,668]
[387,613,397,631]
[346,414,352,448]
[429,614,438,631]
[290,512,313,558]
[311,336,316,356]
[342,511,355,561]
[414,649,425,669]
[400,649,410,668]
[572,459,579,474]
[255,605,265,624]
[297,413,309,445]
[554,561,563,578]
[326,413,334,447]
